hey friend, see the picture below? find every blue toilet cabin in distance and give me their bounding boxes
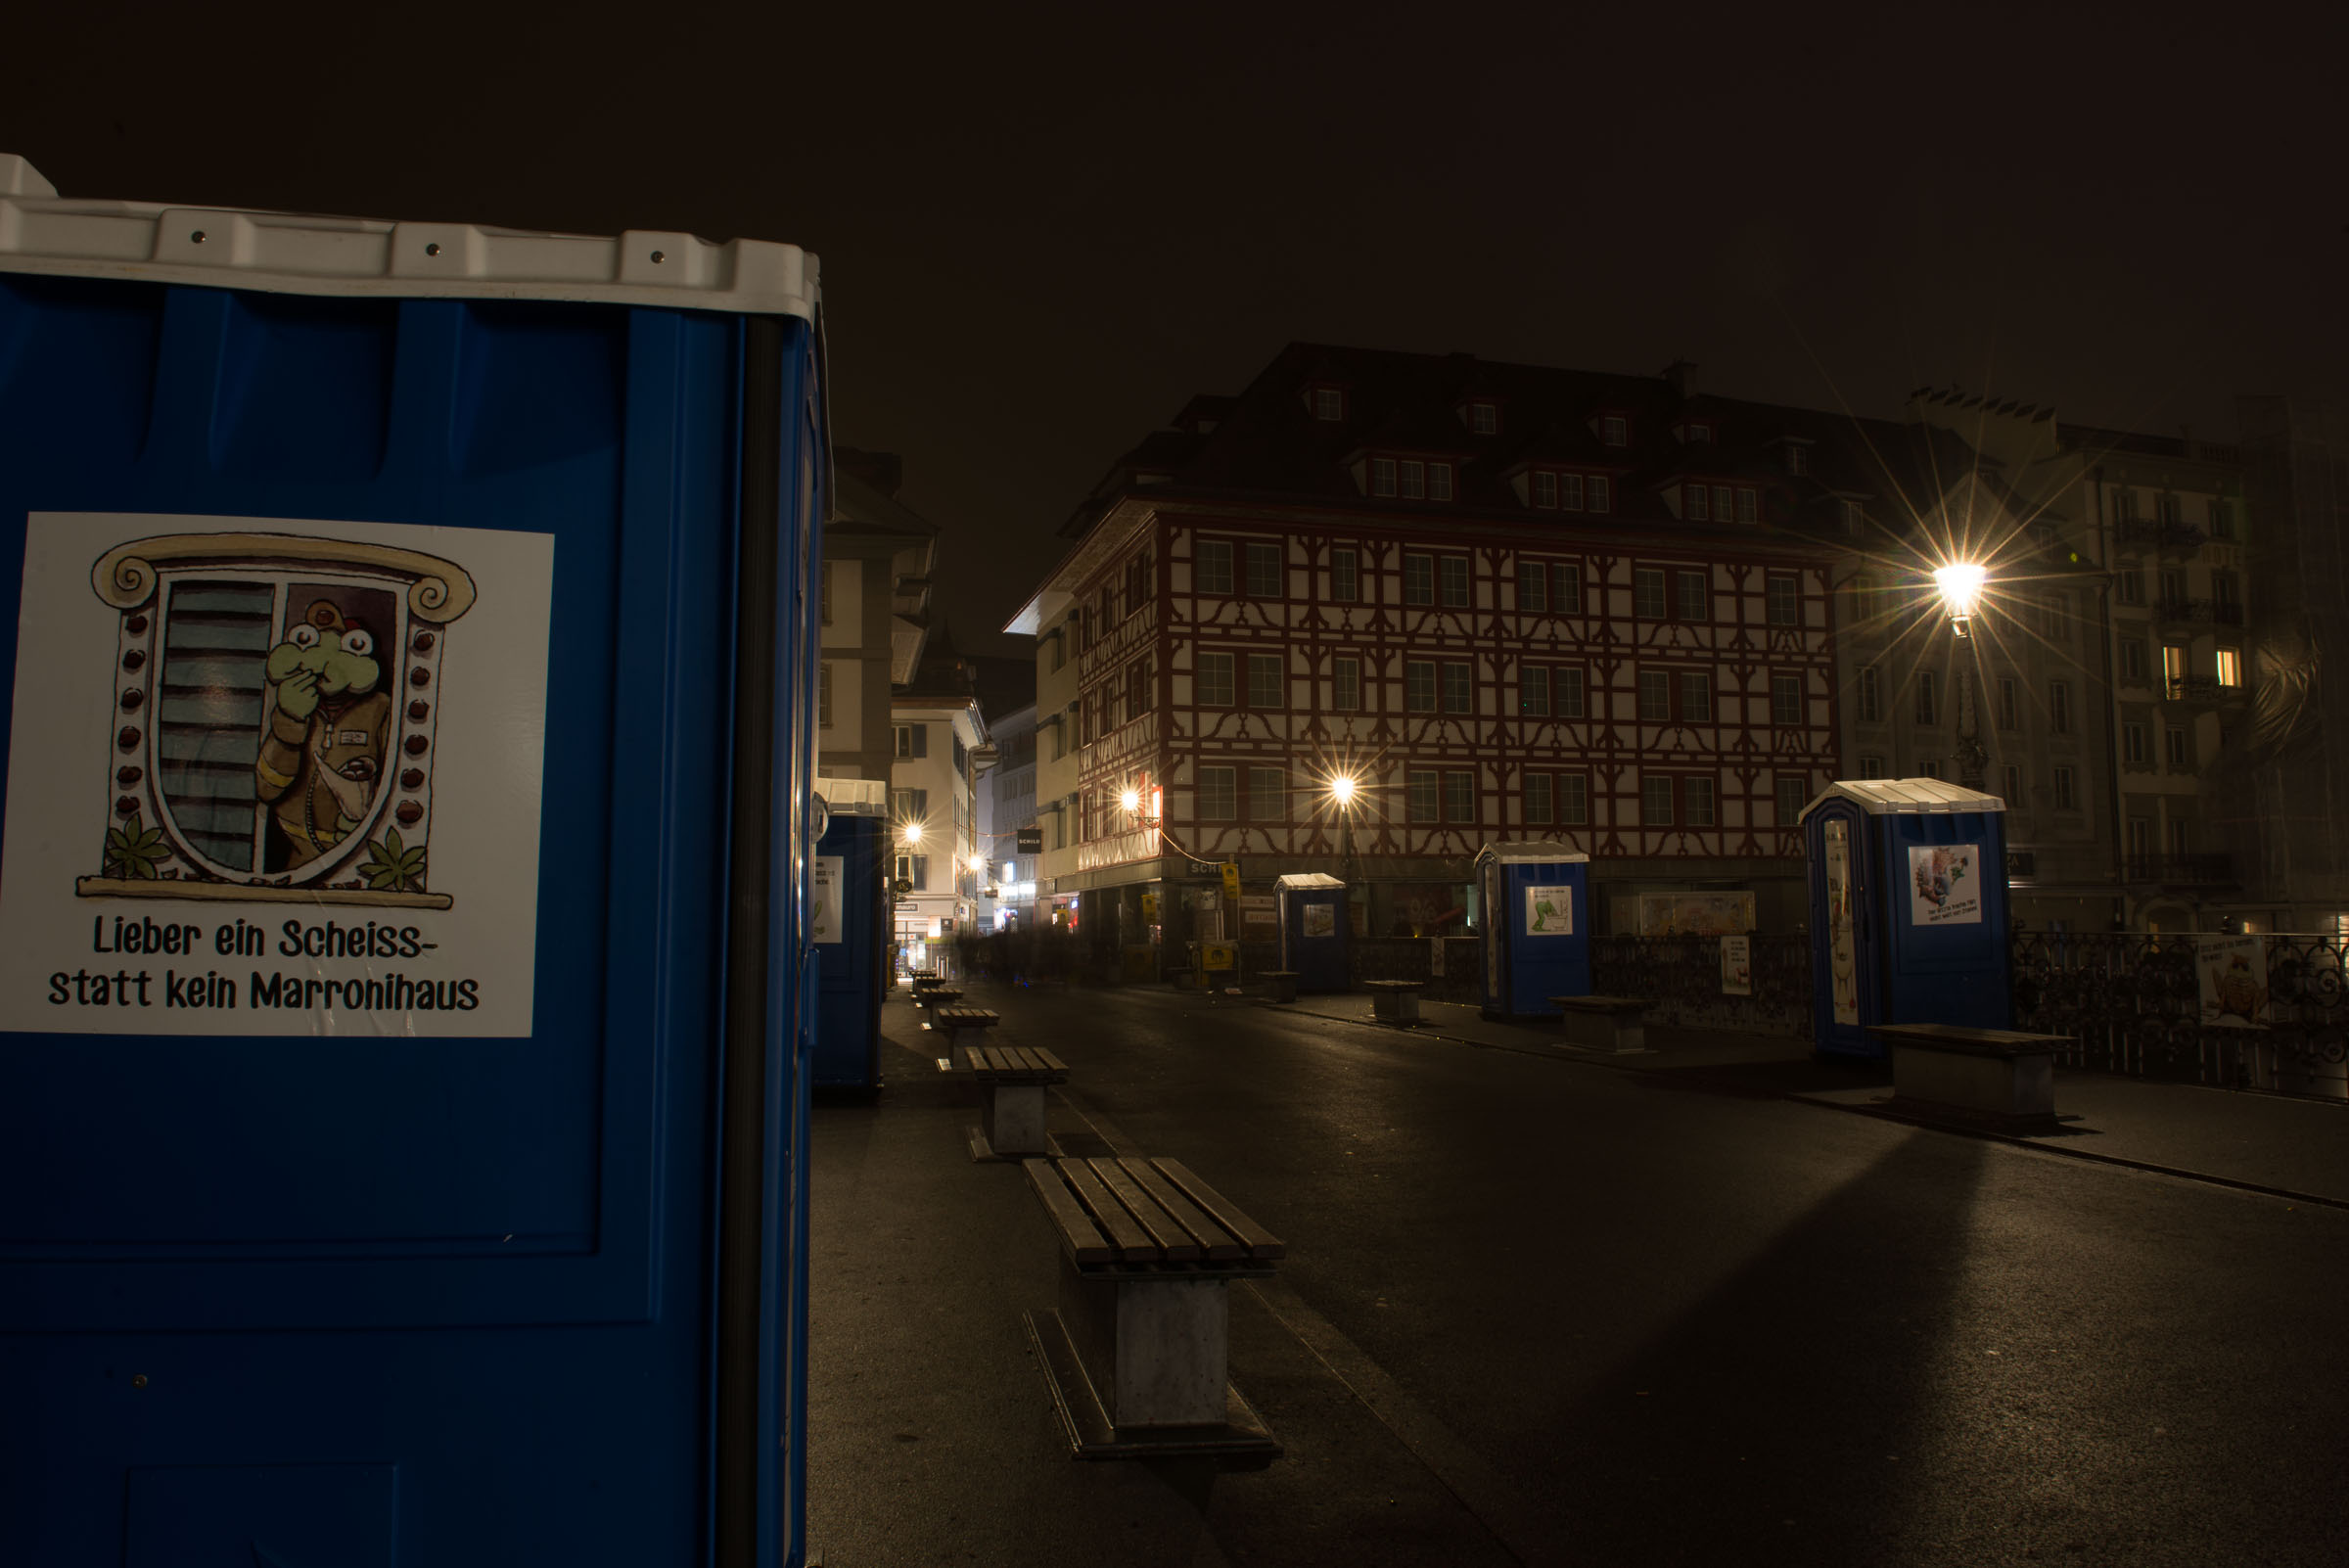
[1273,872,1349,992]
[1801,778,2012,1061]
[1472,842,1590,1020]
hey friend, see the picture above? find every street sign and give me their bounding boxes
[1221,861,1242,902]
[893,877,914,896]
[1017,826,1042,853]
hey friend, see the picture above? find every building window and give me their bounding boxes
[1686,484,1709,522]
[1407,769,1439,823]
[819,662,833,728]
[2157,568,2186,608]
[1561,473,1586,511]
[2168,818,2191,856]
[1197,540,1234,595]
[1125,658,1151,722]
[2049,681,2071,734]
[1558,668,1587,718]
[1677,568,1711,621]
[1559,774,1589,825]
[1767,573,1800,626]
[1999,676,2018,729]
[2124,722,2148,764]
[894,722,926,759]
[1600,415,1629,446]
[1787,443,1809,476]
[1638,670,1672,721]
[1334,656,1360,711]
[1405,553,1434,606]
[2121,641,2146,682]
[1371,458,1397,497]
[1430,463,1454,502]
[1736,488,1759,524]
[2166,725,2188,768]
[2004,763,2022,804]
[1331,547,1359,603]
[1405,661,1437,713]
[1312,387,1345,421]
[1680,671,1713,722]
[1635,569,1668,619]
[1521,666,1551,716]
[1642,776,1674,825]
[2162,643,2188,695]
[1859,755,1886,779]
[1442,662,1473,714]
[1198,765,1236,820]
[1775,775,1807,825]
[2216,647,2242,687]
[1245,541,1282,597]
[1469,401,1497,435]
[1440,555,1471,608]
[1401,460,1425,500]
[1250,765,1286,822]
[2053,765,2076,809]
[2156,492,2183,526]
[2207,497,2234,540]
[895,853,929,891]
[2115,569,2144,606]
[1773,672,1805,726]
[1525,772,1553,824]
[1444,770,1476,822]
[1533,472,1557,509]
[1553,562,1582,614]
[1518,561,1547,612]
[1841,499,1864,534]
[1685,776,1717,826]
[1589,476,1612,513]
[1919,759,1942,780]
[1916,671,1939,725]
[1198,651,1235,707]
[1248,653,1284,709]
[1859,667,1882,722]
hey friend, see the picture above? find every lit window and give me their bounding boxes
[1405,661,1437,713]
[1312,387,1344,421]
[1685,776,1716,826]
[1197,540,1233,594]
[1407,769,1439,823]
[1533,472,1558,509]
[2162,643,2188,693]
[1371,458,1397,496]
[1198,651,1234,707]
[1245,541,1281,597]
[1600,415,1629,446]
[1442,662,1473,714]
[1330,547,1359,602]
[1642,776,1674,825]
[1405,554,1434,606]
[1440,556,1470,607]
[1469,401,1497,435]
[2216,647,2242,687]
[1444,770,1476,822]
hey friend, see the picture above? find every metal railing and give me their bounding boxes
[1591,934,1814,1038]
[2152,597,2244,626]
[2123,853,2236,886]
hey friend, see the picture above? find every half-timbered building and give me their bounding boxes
[1010,345,1984,960]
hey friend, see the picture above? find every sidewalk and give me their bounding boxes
[1280,991,2349,1207]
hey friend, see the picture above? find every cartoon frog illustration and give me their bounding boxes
[253,600,391,869]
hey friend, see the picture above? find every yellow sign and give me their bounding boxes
[1221,861,1242,902]
[1140,892,1159,923]
[1201,942,1236,970]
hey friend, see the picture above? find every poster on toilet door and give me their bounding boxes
[0,511,554,1037]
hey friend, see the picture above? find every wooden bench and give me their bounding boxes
[1260,970,1299,1004]
[1868,1023,2068,1131]
[1551,994,1648,1053]
[938,1043,1067,1157]
[1022,1155,1284,1462]
[913,985,964,1022]
[1364,978,1423,1026]
[930,1004,998,1060]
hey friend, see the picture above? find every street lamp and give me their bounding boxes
[1934,561,1991,790]
[1326,771,1359,882]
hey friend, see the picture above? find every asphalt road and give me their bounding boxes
[964,983,2349,1568]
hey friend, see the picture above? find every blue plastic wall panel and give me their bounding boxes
[1496,862,1589,1018]
[0,274,818,1566]
[1876,807,2011,1033]
[1278,888,1349,992]
[811,815,882,1088]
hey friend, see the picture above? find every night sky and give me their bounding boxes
[7,3,2339,658]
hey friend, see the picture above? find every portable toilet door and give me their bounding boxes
[1273,872,1349,992]
[1473,842,1590,1019]
[0,159,823,1567]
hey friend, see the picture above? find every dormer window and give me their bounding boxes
[1785,443,1809,476]
[1310,386,1346,421]
[1599,414,1629,446]
[1686,484,1710,522]
[1467,400,1498,436]
[1371,455,1455,502]
[1533,472,1557,509]
[1673,419,1714,443]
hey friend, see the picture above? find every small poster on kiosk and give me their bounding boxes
[1524,885,1574,935]
[1907,843,1982,925]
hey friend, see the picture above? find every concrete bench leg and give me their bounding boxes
[982,1082,1048,1157]
[1058,1264,1230,1428]
[1562,1012,1643,1052]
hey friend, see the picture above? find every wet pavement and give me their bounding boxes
[806,981,2349,1567]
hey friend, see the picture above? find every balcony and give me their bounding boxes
[2152,597,2244,627]
[2165,675,2246,704]
[2116,517,2207,552]
[2125,853,2236,887]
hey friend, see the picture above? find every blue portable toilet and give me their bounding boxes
[813,781,888,1089]
[1474,842,1591,1019]
[1274,871,1349,992]
[1801,778,2012,1061]
[0,157,824,1566]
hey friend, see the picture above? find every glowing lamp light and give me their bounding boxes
[1119,787,1142,813]
[901,821,924,846]
[1933,562,1988,638]
[1329,773,1359,807]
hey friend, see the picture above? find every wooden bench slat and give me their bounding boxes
[1032,1047,1067,1073]
[1118,1157,1244,1261]
[968,1045,998,1072]
[1086,1159,1202,1263]
[1059,1159,1159,1263]
[1148,1158,1284,1262]
[1023,1158,1114,1264]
